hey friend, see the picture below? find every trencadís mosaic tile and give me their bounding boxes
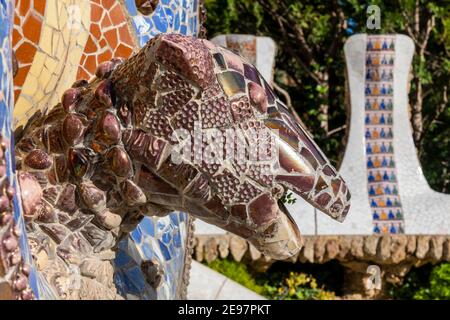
[364,36,404,234]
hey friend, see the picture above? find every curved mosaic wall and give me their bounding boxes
[4,0,201,299]
[284,34,450,235]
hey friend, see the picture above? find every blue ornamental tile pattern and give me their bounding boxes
[123,0,199,47]
[365,35,404,234]
[114,0,201,300]
[0,0,56,299]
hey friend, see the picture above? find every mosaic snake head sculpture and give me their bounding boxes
[109,34,351,259]
[16,34,350,270]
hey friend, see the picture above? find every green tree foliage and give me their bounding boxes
[390,263,450,300]
[204,0,450,192]
[205,258,335,300]
[414,263,450,299]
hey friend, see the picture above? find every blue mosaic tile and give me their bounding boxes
[141,241,154,260]
[140,216,155,236]
[158,239,172,260]
[130,224,144,243]
[115,248,133,268]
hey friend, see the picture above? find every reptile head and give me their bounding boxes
[111,34,351,259]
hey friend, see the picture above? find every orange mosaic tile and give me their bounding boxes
[12,0,46,102]
[76,1,135,81]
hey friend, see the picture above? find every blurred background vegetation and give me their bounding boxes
[204,0,450,192]
[205,258,450,300]
[203,0,450,300]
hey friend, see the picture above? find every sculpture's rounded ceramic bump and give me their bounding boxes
[18,172,43,220]
[107,146,133,178]
[6,185,15,200]
[0,195,10,212]
[67,148,91,178]
[248,82,268,113]
[21,263,31,276]
[24,149,53,170]
[13,274,28,291]
[121,179,146,206]
[95,58,124,80]
[97,112,121,144]
[21,289,34,300]
[63,114,85,145]
[95,80,114,108]
[10,251,21,265]
[12,225,21,237]
[80,182,107,213]
[3,235,18,252]
[95,61,115,79]
[62,88,82,113]
[1,213,12,225]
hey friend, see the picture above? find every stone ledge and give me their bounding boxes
[194,234,450,266]
[193,234,450,298]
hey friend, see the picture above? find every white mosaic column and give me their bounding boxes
[313,34,450,235]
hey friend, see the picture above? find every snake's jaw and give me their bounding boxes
[240,197,303,260]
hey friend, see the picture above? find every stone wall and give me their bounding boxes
[193,234,450,298]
